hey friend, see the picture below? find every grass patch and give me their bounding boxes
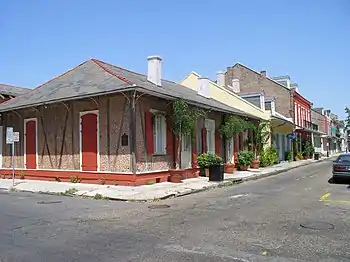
[62,188,78,196]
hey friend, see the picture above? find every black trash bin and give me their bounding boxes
[209,165,224,181]
[314,152,320,160]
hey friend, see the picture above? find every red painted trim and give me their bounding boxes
[145,111,154,155]
[0,168,199,186]
[215,131,221,156]
[191,133,197,168]
[234,134,239,164]
[91,59,135,85]
[202,128,207,153]
[293,91,311,107]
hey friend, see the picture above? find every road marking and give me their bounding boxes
[229,194,247,199]
[320,193,330,201]
[322,200,350,205]
[319,192,350,204]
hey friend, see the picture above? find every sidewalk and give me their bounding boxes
[0,155,337,201]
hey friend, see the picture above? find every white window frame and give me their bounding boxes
[151,110,166,154]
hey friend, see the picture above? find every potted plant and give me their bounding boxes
[296,152,303,160]
[250,120,270,169]
[219,115,251,173]
[238,151,253,171]
[206,152,224,181]
[197,153,209,177]
[169,100,205,182]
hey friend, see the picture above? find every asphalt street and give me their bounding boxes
[0,158,349,262]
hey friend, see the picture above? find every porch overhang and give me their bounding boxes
[270,114,294,129]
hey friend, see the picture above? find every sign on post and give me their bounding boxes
[13,132,20,142]
[6,127,13,144]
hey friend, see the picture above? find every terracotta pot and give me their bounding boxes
[251,160,260,169]
[224,163,235,174]
[239,165,249,171]
[169,170,184,183]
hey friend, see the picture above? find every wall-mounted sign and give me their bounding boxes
[287,133,296,140]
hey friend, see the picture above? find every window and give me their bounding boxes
[153,115,166,154]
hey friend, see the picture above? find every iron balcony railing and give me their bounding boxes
[304,120,319,131]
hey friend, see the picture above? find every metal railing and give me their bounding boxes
[304,120,319,131]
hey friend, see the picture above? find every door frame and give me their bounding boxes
[204,118,215,153]
[180,134,192,169]
[24,118,38,169]
[79,110,100,172]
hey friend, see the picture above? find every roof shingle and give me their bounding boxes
[0,59,256,118]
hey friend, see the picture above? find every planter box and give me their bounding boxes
[239,165,249,171]
[169,169,184,183]
[224,163,235,174]
[251,160,260,169]
[209,166,224,182]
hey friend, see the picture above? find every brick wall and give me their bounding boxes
[225,64,292,119]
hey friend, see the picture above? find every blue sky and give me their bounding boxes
[1,0,349,118]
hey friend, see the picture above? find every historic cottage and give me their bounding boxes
[0,56,255,185]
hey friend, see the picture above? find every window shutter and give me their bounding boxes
[234,134,239,164]
[166,117,173,155]
[248,129,253,151]
[191,132,197,168]
[202,127,207,153]
[239,132,244,151]
[145,111,154,155]
[215,131,221,156]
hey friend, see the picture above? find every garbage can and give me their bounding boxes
[314,152,320,160]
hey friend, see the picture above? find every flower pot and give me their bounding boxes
[199,167,206,177]
[224,163,235,174]
[251,160,260,169]
[239,165,249,171]
[209,165,224,182]
[169,170,184,183]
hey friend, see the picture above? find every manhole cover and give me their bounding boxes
[300,221,335,231]
[148,204,170,209]
[37,200,63,205]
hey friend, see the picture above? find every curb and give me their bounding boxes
[172,157,335,200]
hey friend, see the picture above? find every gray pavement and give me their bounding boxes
[0,158,349,261]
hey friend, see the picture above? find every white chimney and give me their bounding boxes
[231,79,240,93]
[198,77,210,98]
[147,55,162,86]
[216,71,225,86]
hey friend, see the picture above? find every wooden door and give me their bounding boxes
[25,120,37,169]
[81,113,98,171]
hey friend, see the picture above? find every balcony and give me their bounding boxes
[304,120,319,131]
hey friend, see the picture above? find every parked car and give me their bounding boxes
[332,153,350,181]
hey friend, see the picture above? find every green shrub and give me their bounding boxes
[238,151,253,166]
[259,146,279,167]
[285,151,292,162]
[197,153,209,168]
[206,152,223,167]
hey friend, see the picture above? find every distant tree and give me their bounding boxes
[345,107,350,129]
